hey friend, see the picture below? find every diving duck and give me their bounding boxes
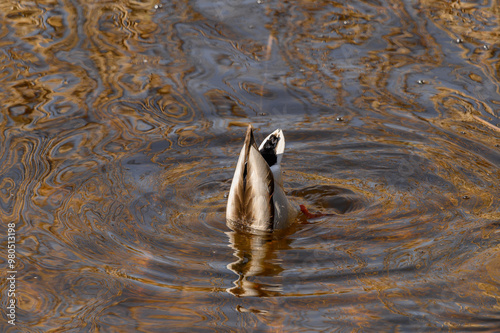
[226,125,298,232]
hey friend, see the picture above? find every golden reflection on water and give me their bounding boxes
[0,0,499,331]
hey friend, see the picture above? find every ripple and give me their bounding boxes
[291,184,365,214]
[0,0,499,331]
[239,81,273,98]
[0,173,18,214]
[14,272,60,329]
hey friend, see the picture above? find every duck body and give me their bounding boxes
[226,125,298,232]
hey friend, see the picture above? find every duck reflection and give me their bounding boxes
[226,228,296,297]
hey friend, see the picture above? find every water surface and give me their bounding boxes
[0,0,499,331]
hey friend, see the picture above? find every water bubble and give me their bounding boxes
[455,38,463,44]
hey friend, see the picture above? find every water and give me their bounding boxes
[0,0,499,331]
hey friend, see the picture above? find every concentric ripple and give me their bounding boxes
[0,0,499,332]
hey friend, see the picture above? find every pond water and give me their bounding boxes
[1,0,499,331]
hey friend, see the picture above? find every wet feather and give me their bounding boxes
[226,125,297,232]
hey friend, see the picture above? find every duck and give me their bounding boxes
[226,125,299,232]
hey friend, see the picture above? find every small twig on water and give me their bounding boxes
[260,35,275,113]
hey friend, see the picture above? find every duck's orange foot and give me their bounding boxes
[300,205,328,219]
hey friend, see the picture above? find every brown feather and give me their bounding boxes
[226,125,275,231]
